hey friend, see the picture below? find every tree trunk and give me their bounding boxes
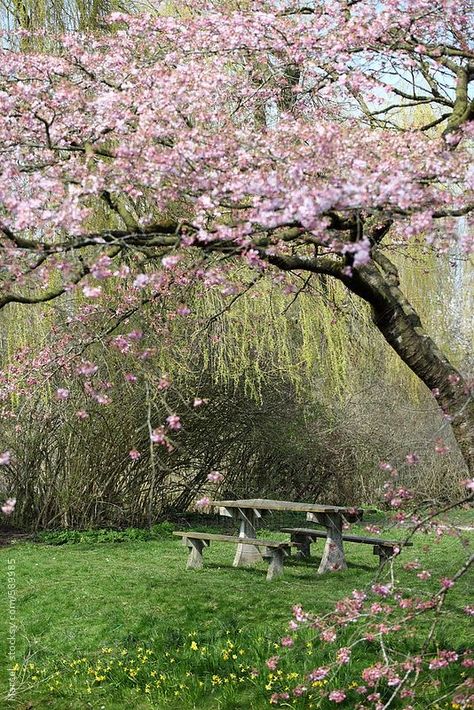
[351,260,473,473]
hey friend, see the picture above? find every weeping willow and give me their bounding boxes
[2,241,470,410]
[393,240,473,368]
[144,267,436,404]
[0,0,140,32]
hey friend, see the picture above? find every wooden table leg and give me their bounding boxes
[374,544,395,567]
[186,538,206,569]
[312,513,347,574]
[232,509,263,567]
[264,547,285,581]
[294,533,312,559]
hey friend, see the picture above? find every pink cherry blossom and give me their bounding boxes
[166,414,181,431]
[56,388,70,400]
[336,647,351,664]
[76,361,98,377]
[162,255,181,269]
[151,427,167,445]
[434,439,449,455]
[292,685,307,697]
[0,451,11,465]
[207,471,223,483]
[90,255,112,280]
[308,667,329,681]
[365,525,381,534]
[128,330,143,342]
[266,655,280,670]
[133,274,150,289]
[1,498,16,515]
[82,286,102,298]
[328,690,346,703]
[362,664,386,685]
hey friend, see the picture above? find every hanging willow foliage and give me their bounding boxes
[1,242,470,411]
[0,0,139,32]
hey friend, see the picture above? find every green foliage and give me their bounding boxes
[34,523,176,545]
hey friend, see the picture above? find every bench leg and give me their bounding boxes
[186,539,205,569]
[316,513,347,574]
[265,548,285,581]
[233,510,263,567]
[293,533,312,559]
[374,544,395,567]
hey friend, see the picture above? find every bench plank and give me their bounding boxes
[281,527,413,547]
[173,531,289,547]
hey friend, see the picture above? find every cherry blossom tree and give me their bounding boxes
[0,0,472,473]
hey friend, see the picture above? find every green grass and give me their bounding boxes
[0,524,472,709]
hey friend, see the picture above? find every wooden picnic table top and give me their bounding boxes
[211,498,362,515]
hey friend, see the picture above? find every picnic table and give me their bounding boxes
[211,498,362,574]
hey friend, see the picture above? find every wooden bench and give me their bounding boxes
[173,531,291,581]
[281,527,413,566]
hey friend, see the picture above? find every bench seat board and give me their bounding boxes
[280,528,412,547]
[173,531,289,548]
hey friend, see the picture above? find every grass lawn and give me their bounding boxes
[0,522,472,709]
